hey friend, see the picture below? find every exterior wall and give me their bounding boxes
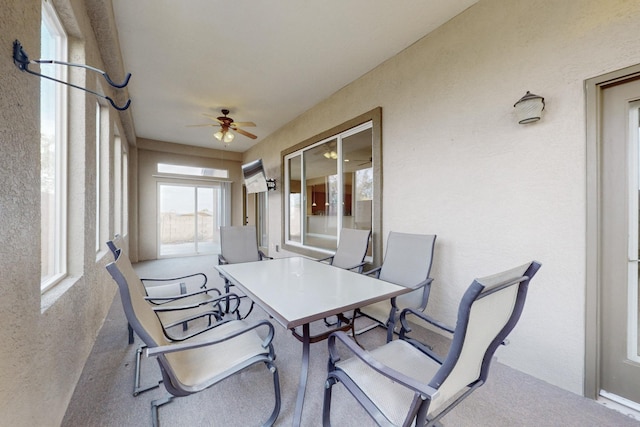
[136,138,244,261]
[0,0,126,424]
[245,0,640,395]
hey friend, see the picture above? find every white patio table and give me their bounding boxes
[216,256,412,427]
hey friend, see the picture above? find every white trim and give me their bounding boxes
[599,390,640,420]
[627,101,640,363]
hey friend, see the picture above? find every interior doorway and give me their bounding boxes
[587,67,640,412]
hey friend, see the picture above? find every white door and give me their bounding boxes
[600,76,640,407]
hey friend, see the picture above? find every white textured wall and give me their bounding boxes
[0,0,123,424]
[246,0,640,394]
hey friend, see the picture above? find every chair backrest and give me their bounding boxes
[378,232,436,309]
[106,250,170,349]
[219,225,262,263]
[331,228,371,270]
[106,234,125,258]
[428,261,541,414]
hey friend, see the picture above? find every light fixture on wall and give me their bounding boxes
[214,128,235,143]
[514,91,545,124]
[266,179,276,191]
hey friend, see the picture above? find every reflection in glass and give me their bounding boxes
[305,140,338,250]
[288,155,302,243]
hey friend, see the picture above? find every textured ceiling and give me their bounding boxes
[111,0,477,152]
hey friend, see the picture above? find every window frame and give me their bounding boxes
[40,0,68,292]
[281,107,382,265]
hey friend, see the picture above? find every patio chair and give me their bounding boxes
[218,225,272,318]
[106,249,281,427]
[317,228,371,327]
[107,237,230,396]
[355,232,437,342]
[323,261,541,427]
[108,236,226,343]
[317,228,372,272]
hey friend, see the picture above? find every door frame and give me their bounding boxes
[585,63,640,399]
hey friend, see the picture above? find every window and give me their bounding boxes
[283,108,382,264]
[95,102,101,252]
[122,146,128,237]
[40,0,67,291]
[157,163,229,178]
[114,135,122,235]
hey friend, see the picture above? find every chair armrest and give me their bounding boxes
[389,277,434,312]
[141,272,208,290]
[315,255,334,264]
[144,287,222,304]
[362,266,382,278]
[147,319,276,356]
[150,291,235,312]
[397,308,453,364]
[327,331,440,399]
[158,294,244,339]
[399,307,454,335]
[344,261,367,272]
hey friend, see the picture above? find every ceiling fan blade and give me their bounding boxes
[231,121,256,127]
[234,127,257,139]
[186,123,215,127]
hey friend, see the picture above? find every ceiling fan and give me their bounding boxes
[187,109,257,143]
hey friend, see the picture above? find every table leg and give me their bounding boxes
[293,323,310,427]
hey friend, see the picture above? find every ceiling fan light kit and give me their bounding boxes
[214,129,234,143]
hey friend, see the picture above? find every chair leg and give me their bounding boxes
[322,377,336,427]
[151,394,174,427]
[386,319,396,342]
[133,344,161,396]
[128,322,134,344]
[263,361,281,427]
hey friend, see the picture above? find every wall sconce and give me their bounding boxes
[514,91,545,124]
[266,179,276,191]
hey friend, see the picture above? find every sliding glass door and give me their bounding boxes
[158,183,223,257]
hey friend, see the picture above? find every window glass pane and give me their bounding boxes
[257,191,268,248]
[122,146,129,236]
[196,186,216,253]
[343,128,373,234]
[40,1,66,289]
[159,184,222,257]
[288,155,301,243]
[305,139,338,250]
[159,185,196,256]
[158,163,228,178]
[114,136,122,234]
[95,102,101,252]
